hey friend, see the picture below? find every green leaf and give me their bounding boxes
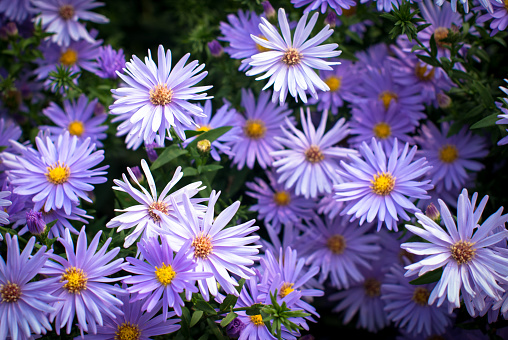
[150,146,188,170]
[186,126,232,150]
[220,312,238,327]
[409,268,443,285]
[416,54,439,67]
[182,167,199,177]
[199,164,223,173]
[197,334,209,340]
[245,304,263,316]
[235,278,246,294]
[206,318,227,340]
[471,113,499,129]
[220,294,238,312]
[190,310,203,327]
[185,130,202,138]
[195,300,217,315]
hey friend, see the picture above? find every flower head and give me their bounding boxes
[291,0,356,15]
[0,0,32,22]
[95,45,126,79]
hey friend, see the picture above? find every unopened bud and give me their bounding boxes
[207,40,223,57]
[262,1,276,18]
[131,166,144,182]
[145,142,159,162]
[226,317,246,339]
[94,102,106,115]
[26,209,46,235]
[197,139,211,154]
[325,11,337,28]
[0,22,18,39]
[437,93,451,108]
[425,202,441,223]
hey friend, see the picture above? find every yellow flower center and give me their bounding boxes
[148,201,169,223]
[378,91,398,110]
[505,0,508,10]
[282,48,302,66]
[450,240,476,265]
[59,4,75,20]
[250,314,264,326]
[155,263,176,286]
[324,76,342,92]
[327,234,346,254]
[414,63,435,81]
[196,125,211,132]
[273,191,291,206]
[60,49,78,66]
[243,119,266,139]
[68,120,85,136]
[434,27,450,47]
[279,282,294,298]
[364,278,381,297]
[192,234,213,259]
[412,287,430,306]
[115,322,141,340]
[305,145,325,163]
[438,144,459,163]
[372,122,391,139]
[371,172,395,196]
[256,35,271,52]
[0,282,21,303]
[46,162,71,185]
[149,84,173,106]
[61,267,87,294]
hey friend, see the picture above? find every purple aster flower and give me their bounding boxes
[107,159,205,248]
[401,189,508,310]
[0,118,22,152]
[0,182,31,229]
[109,45,212,145]
[435,0,470,12]
[246,8,341,104]
[182,99,240,162]
[258,222,307,260]
[123,237,212,318]
[95,44,126,79]
[40,227,126,335]
[355,42,390,71]
[300,215,381,289]
[381,263,454,337]
[163,190,260,301]
[414,121,488,192]
[307,59,362,115]
[79,284,180,339]
[496,79,508,145]
[2,131,108,215]
[335,137,433,231]
[348,99,415,151]
[291,0,357,15]
[271,108,357,199]
[476,0,508,35]
[31,0,108,47]
[227,88,292,170]
[246,170,316,233]
[0,0,32,22]
[0,234,58,339]
[0,190,11,224]
[40,94,108,148]
[317,192,345,219]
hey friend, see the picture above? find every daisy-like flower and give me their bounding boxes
[381,263,454,337]
[41,94,108,147]
[0,0,32,22]
[40,227,126,335]
[300,215,381,289]
[246,8,341,104]
[0,234,58,339]
[246,170,316,233]
[291,0,356,15]
[414,121,488,191]
[227,88,292,170]
[2,131,108,215]
[0,190,11,225]
[496,79,508,146]
[107,159,205,248]
[477,0,508,36]
[401,189,508,309]
[163,190,260,301]
[109,44,212,145]
[335,137,433,231]
[79,284,181,339]
[95,44,126,79]
[0,118,22,151]
[123,237,212,317]
[271,108,356,199]
[31,0,109,47]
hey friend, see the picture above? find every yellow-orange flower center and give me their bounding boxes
[371,172,395,196]
[0,282,21,303]
[192,234,213,259]
[148,201,169,223]
[282,48,302,66]
[243,119,266,139]
[250,314,264,326]
[324,76,342,92]
[379,91,398,110]
[61,267,87,294]
[256,35,271,52]
[115,322,141,340]
[46,162,71,185]
[327,234,346,254]
[372,122,391,139]
[273,191,291,206]
[279,282,295,298]
[450,240,476,265]
[59,5,75,20]
[415,63,436,81]
[305,145,325,163]
[149,84,173,106]
[412,287,430,306]
[155,263,176,286]
[60,49,78,66]
[68,120,85,136]
[196,125,211,132]
[364,278,381,297]
[505,0,508,10]
[438,144,459,163]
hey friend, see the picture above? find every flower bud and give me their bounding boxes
[145,142,159,162]
[0,22,18,40]
[26,209,46,235]
[207,40,223,57]
[325,11,337,28]
[130,166,144,183]
[262,1,276,18]
[437,93,451,108]
[226,317,246,339]
[197,139,211,154]
[425,202,441,223]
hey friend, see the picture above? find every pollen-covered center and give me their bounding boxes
[415,63,436,81]
[115,322,141,340]
[155,263,176,286]
[68,120,85,136]
[250,314,264,326]
[373,122,391,139]
[279,282,295,298]
[148,201,169,223]
[59,5,75,20]
[505,0,508,11]
[61,267,87,294]
[434,27,450,47]
[371,172,395,196]
[0,282,21,303]
[438,144,459,163]
[196,125,211,132]
[46,162,71,185]
[305,145,325,163]
[325,76,342,92]
[412,287,430,306]
[450,240,476,265]
[60,49,78,66]
[273,191,291,206]
[149,84,173,106]
[379,91,398,110]
[256,35,271,52]
[364,278,381,297]
[192,234,213,259]
[327,234,346,254]
[243,119,266,139]
[282,47,302,66]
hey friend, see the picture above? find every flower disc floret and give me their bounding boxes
[61,267,87,294]
[438,144,459,163]
[371,172,396,196]
[0,282,21,302]
[192,234,214,259]
[450,240,476,265]
[373,122,391,139]
[155,263,176,286]
[273,191,291,206]
[244,119,267,139]
[116,322,141,340]
[68,120,84,136]
[249,315,264,326]
[412,287,430,306]
[327,234,346,254]
[46,162,70,185]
